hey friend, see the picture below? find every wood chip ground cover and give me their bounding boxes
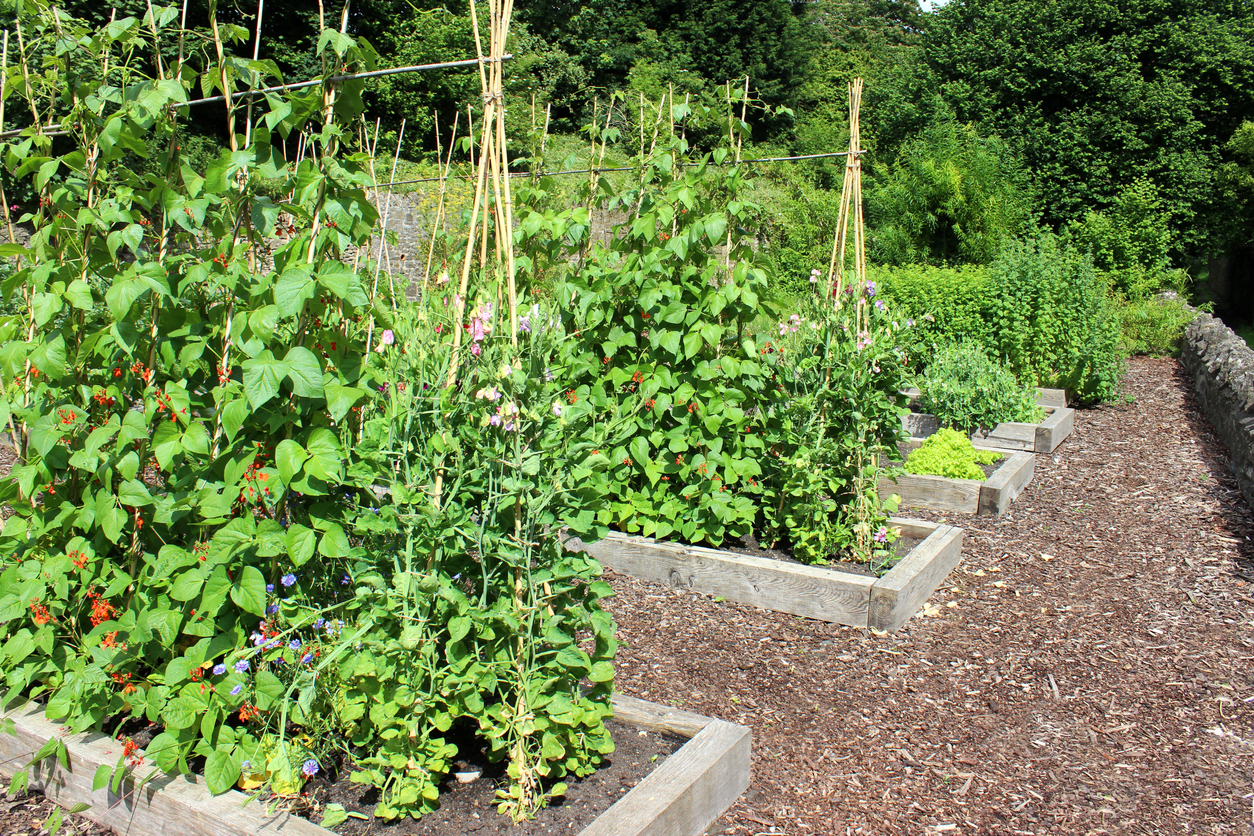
[3,357,1251,835]
[610,358,1253,834]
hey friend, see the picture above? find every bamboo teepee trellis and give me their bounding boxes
[825,78,866,307]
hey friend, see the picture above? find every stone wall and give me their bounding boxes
[1181,312,1254,510]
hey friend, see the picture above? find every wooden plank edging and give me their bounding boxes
[0,696,749,836]
[869,525,964,633]
[570,517,963,631]
[882,439,1034,516]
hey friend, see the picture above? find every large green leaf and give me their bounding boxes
[230,566,267,616]
[204,750,240,796]
[283,346,323,398]
[286,524,317,567]
[275,439,308,485]
[274,266,316,312]
[242,352,286,410]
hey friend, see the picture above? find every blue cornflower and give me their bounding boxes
[340,575,351,586]
[230,684,243,696]
[234,660,250,673]
[301,652,314,664]
[212,663,227,676]
[301,759,319,777]
[313,618,325,629]
[281,573,296,587]
[267,603,279,615]
[266,584,274,593]
[289,639,301,651]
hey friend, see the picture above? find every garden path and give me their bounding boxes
[609,356,1254,835]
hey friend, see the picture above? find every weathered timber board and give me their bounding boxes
[1035,407,1074,452]
[569,517,962,631]
[0,701,332,836]
[883,442,1034,516]
[978,451,1034,515]
[869,525,964,632]
[879,470,982,514]
[0,696,749,836]
[580,717,750,836]
[573,534,876,625]
[902,388,1073,453]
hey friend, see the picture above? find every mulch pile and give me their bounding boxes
[610,357,1254,835]
[3,357,1251,835]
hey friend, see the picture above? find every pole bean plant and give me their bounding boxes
[0,2,612,824]
[514,92,909,563]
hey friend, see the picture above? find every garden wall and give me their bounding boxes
[1182,312,1254,510]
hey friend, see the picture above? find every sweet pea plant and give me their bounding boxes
[760,281,909,566]
[0,4,613,824]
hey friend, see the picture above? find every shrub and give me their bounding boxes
[988,235,1125,405]
[914,343,1043,432]
[870,263,993,368]
[1120,294,1198,356]
[902,428,1002,480]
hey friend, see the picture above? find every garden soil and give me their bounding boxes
[3,357,1252,835]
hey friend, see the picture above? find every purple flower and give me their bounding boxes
[864,281,876,298]
[551,402,562,418]
[301,652,314,664]
[281,573,296,587]
[212,663,227,676]
[519,315,532,333]
[230,684,243,696]
[874,299,885,311]
[234,660,250,673]
[313,618,325,629]
[380,329,394,346]
[301,759,320,777]
[809,268,820,284]
[340,575,351,586]
[251,632,266,646]
[241,760,251,771]
[289,639,302,651]
[267,603,279,615]
[265,584,274,593]
[907,318,915,327]
[873,526,889,544]
[489,413,502,427]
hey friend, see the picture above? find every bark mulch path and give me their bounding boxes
[608,356,1254,835]
[3,357,1252,835]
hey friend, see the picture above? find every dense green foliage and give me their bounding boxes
[988,237,1126,404]
[914,344,1042,433]
[902,428,1001,481]
[0,8,613,823]
[872,263,993,364]
[876,0,1254,262]
[867,120,1036,265]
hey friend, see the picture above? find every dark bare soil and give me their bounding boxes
[304,721,682,835]
[610,357,1254,834]
[727,531,923,577]
[5,357,1253,835]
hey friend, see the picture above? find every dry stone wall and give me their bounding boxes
[1182,312,1254,510]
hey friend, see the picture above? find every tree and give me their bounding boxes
[867,120,1037,265]
[878,0,1254,262]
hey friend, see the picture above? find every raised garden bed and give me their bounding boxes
[568,518,963,632]
[901,387,1075,454]
[0,696,749,836]
[880,437,1035,515]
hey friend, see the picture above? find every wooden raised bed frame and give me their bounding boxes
[570,518,963,633]
[902,386,1075,454]
[0,696,749,836]
[880,438,1035,516]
